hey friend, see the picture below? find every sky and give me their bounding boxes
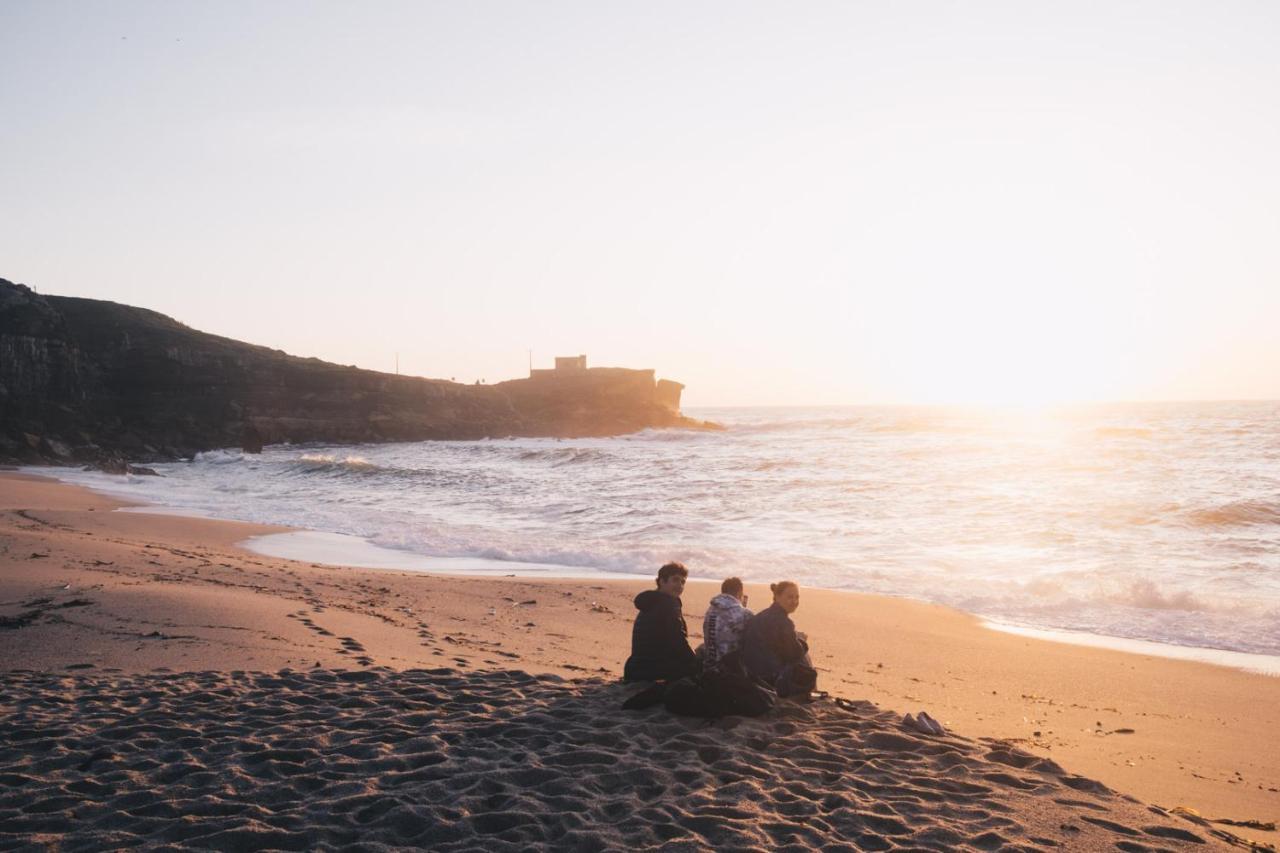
[3,1,1278,407]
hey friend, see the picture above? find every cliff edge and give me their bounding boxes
[0,279,716,466]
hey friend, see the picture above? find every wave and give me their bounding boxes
[1109,578,1207,612]
[1094,427,1154,439]
[1185,500,1280,528]
[292,454,382,473]
[515,447,611,467]
[193,449,246,465]
[731,415,974,436]
[625,428,709,442]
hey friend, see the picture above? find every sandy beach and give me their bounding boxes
[3,471,1277,850]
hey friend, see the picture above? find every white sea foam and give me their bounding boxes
[24,400,1280,662]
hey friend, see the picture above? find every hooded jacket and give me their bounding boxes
[623,589,699,682]
[702,593,753,669]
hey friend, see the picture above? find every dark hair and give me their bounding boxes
[770,580,798,598]
[656,562,688,586]
[721,577,744,596]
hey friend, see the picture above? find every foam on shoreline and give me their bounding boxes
[21,465,1280,677]
[242,529,625,580]
[982,620,1280,677]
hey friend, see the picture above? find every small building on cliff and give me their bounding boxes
[530,355,587,379]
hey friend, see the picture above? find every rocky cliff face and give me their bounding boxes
[0,279,713,466]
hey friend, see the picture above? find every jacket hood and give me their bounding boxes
[634,589,678,611]
[708,593,747,612]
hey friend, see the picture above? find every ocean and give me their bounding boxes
[34,401,1280,662]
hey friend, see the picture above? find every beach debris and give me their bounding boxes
[1213,817,1277,832]
[903,712,945,736]
[590,602,612,613]
[516,599,537,606]
[29,552,49,559]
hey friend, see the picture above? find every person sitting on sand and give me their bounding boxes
[702,577,752,671]
[741,580,817,698]
[623,562,700,682]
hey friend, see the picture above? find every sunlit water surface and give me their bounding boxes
[38,402,1280,658]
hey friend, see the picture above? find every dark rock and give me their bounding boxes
[241,423,264,454]
[1,277,717,464]
[38,437,72,459]
[127,466,159,476]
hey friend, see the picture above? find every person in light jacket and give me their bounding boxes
[702,577,752,671]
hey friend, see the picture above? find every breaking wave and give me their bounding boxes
[32,400,1280,660]
[1094,427,1154,439]
[1185,500,1280,528]
[293,454,381,473]
[515,447,611,466]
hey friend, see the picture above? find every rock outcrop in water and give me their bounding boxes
[0,279,715,465]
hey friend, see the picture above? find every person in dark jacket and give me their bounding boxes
[623,562,700,682]
[741,580,816,698]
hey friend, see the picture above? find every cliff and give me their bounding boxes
[0,279,715,466]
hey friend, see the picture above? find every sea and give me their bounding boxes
[32,401,1280,669]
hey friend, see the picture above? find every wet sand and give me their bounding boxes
[2,471,1277,850]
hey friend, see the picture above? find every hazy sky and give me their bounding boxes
[3,2,1278,406]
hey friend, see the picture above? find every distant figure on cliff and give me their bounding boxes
[742,581,817,699]
[623,562,700,682]
[702,577,752,671]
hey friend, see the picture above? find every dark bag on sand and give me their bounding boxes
[775,661,818,698]
[703,667,776,717]
[662,671,776,719]
[621,682,668,711]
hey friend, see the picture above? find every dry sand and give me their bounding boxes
[2,471,1277,850]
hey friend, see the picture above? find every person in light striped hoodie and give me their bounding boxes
[702,577,753,671]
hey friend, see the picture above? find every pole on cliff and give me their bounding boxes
[395,352,399,375]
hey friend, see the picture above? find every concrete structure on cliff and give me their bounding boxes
[529,354,587,379]
[526,354,684,413]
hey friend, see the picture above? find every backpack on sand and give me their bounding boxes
[661,670,776,719]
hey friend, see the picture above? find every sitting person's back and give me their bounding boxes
[623,562,699,682]
[702,576,752,670]
[741,580,816,698]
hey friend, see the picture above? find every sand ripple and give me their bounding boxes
[0,669,1232,851]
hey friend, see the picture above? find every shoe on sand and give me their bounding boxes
[918,711,945,735]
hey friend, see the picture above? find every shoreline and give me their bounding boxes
[2,470,1278,842]
[21,463,1280,678]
